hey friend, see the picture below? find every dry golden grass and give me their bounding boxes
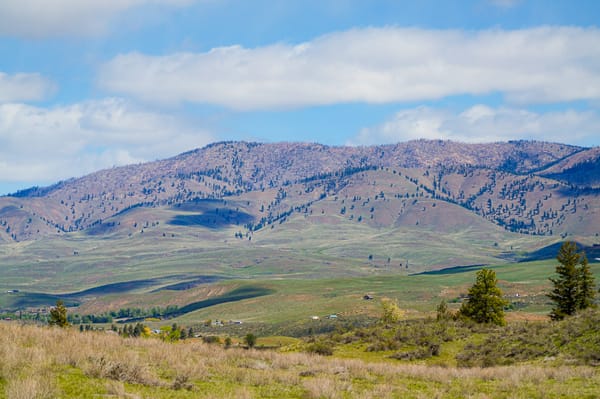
[5,375,55,399]
[0,322,599,398]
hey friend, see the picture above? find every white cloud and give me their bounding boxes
[350,105,600,146]
[0,99,214,184]
[98,26,600,110]
[0,72,56,103]
[0,0,193,38]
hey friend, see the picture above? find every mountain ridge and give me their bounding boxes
[1,139,598,243]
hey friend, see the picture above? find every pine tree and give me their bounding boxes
[459,268,507,325]
[548,242,596,320]
[576,255,596,310]
[48,300,69,328]
[133,323,142,337]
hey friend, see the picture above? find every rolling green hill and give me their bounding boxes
[1,140,599,321]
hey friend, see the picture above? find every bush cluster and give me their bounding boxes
[320,308,600,367]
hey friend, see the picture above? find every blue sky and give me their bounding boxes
[1,0,599,194]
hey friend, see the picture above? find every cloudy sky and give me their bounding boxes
[1,0,599,194]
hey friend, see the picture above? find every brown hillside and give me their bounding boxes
[0,140,596,242]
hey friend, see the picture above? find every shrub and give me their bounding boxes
[306,340,334,356]
[436,299,452,321]
[245,333,257,348]
[202,335,221,344]
[171,374,194,391]
[86,356,155,385]
[390,344,440,361]
[380,298,404,324]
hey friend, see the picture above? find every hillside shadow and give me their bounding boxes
[168,200,254,229]
[169,211,254,229]
[174,286,274,315]
[6,292,80,309]
[412,264,487,276]
[118,285,275,322]
[3,274,227,309]
[63,279,162,298]
[520,242,600,262]
[153,275,226,291]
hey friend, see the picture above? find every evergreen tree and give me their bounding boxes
[48,300,69,328]
[133,323,142,337]
[245,333,257,348]
[549,242,596,320]
[576,255,596,310]
[459,269,507,325]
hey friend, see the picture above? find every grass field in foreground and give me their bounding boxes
[1,321,599,399]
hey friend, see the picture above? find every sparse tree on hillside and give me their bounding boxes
[245,333,257,348]
[459,269,507,325]
[48,300,69,328]
[548,241,596,320]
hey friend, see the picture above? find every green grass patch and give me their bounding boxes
[56,367,109,398]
